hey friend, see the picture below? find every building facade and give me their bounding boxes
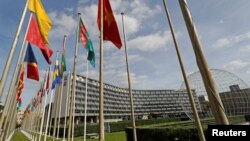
[52,74,201,124]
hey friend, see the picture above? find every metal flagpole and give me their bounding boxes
[57,77,64,139]
[63,71,71,141]
[0,12,33,140]
[121,12,137,141]
[57,35,67,139]
[162,0,206,140]
[44,90,54,141]
[71,88,76,141]
[67,13,80,141]
[0,0,30,98]
[52,52,61,141]
[99,0,105,140]
[39,71,49,141]
[0,13,33,131]
[83,60,89,141]
[178,0,229,124]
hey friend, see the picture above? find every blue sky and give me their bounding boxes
[1,0,250,108]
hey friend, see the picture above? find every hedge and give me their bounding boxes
[125,127,208,141]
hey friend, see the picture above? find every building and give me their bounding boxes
[51,74,201,124]
[182,69,250,117]
[220,85,250,116]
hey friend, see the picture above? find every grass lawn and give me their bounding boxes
[14,131,126,141]
[75,131,126,141]
[11,130,30,141]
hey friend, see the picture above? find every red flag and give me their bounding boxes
[16,64,25,99]
[26,16,53,64]
[46,67,50,92]
[97,0,122,49]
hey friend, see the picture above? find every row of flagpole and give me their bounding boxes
[0,1,230,141]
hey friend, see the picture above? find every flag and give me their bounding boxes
[16,64,25,100]
[46,67,50,91]
[24,43,39,81]
[17,97,22,110]
[79,18,95,67]
[26,16,53,64]
[28,0,52,44]
[52,58,61,89]
[97,0,122,49]
[37,89,43,104]
[60,44,67,77]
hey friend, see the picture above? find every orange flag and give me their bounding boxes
[97,0,122,49]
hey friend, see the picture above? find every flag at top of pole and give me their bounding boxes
[79,18,95,67]
[97,0,122,49]
[24,43,40,81]
[26,16,53,64]
[28,0,52,44]
[60,36,67,77]
[52,53,61,89]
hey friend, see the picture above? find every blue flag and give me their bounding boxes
[52,58,60,89]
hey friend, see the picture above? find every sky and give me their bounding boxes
[1,0,250,109]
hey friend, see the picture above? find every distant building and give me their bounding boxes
[183,69,250,117]
[51,74,201,124]
[220,85,250,116]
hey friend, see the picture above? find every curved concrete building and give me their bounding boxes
[52,73,201,123]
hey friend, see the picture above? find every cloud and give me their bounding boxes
[239,45,250,53]
[109,71,148,88]
[128,31,172,52]
[49,11,77,39]
[213,32,250,48]
[223,60,249,70]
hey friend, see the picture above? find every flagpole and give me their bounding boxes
[83,59,89,141]
[99,0,105,140]
[67,13,81,141]
[57,34,67,139]
[44,89,54,141]
[178,0,229,124]
[121,12,137,141]
[52,51,61,141]
[0,0,30,98]
[39,71,49,141]
[63,71,71,141]
[162,0,206,140]
[72,89,76,141]
[56,76,64,139]
[0,13,33,133]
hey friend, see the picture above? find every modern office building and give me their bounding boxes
[51,73,201,124]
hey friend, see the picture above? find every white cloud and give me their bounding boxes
[128,31,172,52]
[110,71,148,88]
[213,32,250,48]
[223,60,249,70]
[49,11,77,39]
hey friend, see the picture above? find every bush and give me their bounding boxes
[125,127,208,141]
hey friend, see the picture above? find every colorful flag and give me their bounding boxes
[79,18,95,67]
[24,43,39,81]
[16,64,25,100]
[26,16,53,64]
[37,89,43,104]
[46,67,50,91]
[97,0,122,49]
[52,58,61,89]
[17,97,22,110]
[60,44,67,77]
[28,0,52,44]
